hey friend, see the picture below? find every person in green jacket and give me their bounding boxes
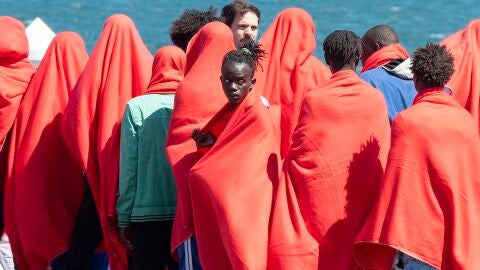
[117,45,185,269]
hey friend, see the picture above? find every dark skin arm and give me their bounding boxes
[192,128,216,147]
[119,227,134,255]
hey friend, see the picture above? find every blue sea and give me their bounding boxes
[1,0,479,59]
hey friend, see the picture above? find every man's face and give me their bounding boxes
[221,62,255,108]
[231,11,259,49]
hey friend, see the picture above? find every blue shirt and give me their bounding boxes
[361,67,417,123]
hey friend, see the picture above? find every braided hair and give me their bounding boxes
[222,40,266,74]
[411,42,454,87]
[323,30,361,70]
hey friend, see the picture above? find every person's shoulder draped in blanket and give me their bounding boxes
[360,24,417,123]
[189,40,279,270]
[440,19,480,128]
[353,43,480,270]
[60,14,153,270]
[270,30,391,270]
[256,8,331,157]
[3,32,87,270]
[165,21,236,256]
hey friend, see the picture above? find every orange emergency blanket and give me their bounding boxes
[353,89,480,269]
[257,8,331,157]
[4,32,88,270]
[441,19,480,128]
[145,45,185,95]
[165,22,235,254]
[361,43,409,73]
[189,92,279,269]
[0,16,35,150]
[61,14,153,270]
[288,70,390,269]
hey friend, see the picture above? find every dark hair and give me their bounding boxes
[222,40,265,73]
[411,42,454,87]
[323,30,361,69]
[170,7,220,51]
[362,24,399,47]
[221,0,261,27]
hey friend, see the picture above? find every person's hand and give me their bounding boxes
[119,227,134,255]
[193,131,216,147]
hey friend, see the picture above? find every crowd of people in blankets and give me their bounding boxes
[1,0,480,269]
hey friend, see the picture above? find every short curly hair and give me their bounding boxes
[411,42,454,87]
[170,7,221,52]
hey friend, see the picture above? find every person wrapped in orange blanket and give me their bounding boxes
[272,30,391,269]
[3,32,87,270]
[0,16,35,151]
[440,19,480,128]
[165,22,235,263]
[61,14,153,270]
[353,43,480,269]
[256,8,331,158]
[0,16,36,240]
[189,40,279,270]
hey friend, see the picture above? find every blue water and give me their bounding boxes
[1,0,479,58]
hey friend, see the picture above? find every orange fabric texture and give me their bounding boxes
[257,8,331,158]
[267,163,319,270]
[289,70,390,269]
[354,89,480,269]
[4,32,88,270]
[189,92,279,269]
[145,45,185,94]
[0,16,36,150]
[196,106,233,156]
[441,19,480,127]
[165,21,235,254]
[61,14,153,270]
[361,43,410,72]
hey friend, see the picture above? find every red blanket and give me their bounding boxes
[189,92,279,269]
[0,16,35,150]
[441,19,480,128]
[145,45,185,95]
[61,14,153,270]
[257,8,331,157]
[4,32,88,270]
[361,43,409,72]
[354,89,480,269]
[288,70,390,269]
[165,21,235,254]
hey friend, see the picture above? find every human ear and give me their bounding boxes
[249,78,256,92]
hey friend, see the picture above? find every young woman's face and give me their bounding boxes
[220,62,255,108]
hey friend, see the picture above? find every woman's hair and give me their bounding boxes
[222,40,266,73]
[323,30,361,68]
[411,42,454,87]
